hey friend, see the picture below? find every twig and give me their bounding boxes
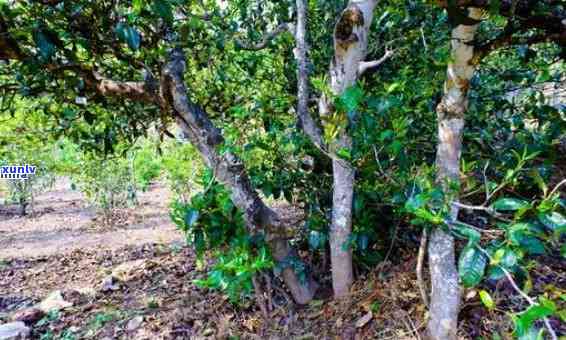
[548,179,566,198]
[402,309,422,340]
[272,282,293,307]
[452,201,511,222]
[202,172,216,194]
[482,161,490,202]
[262,272,274,312]
[374,320,427,340]
[477,247,558,340]
[252,274,269,319]
[382,220,400,266]
[373,145,399,185]
[416,228,429,308]
[450,218,505,235]
[420,26,428,52]
[235,23,292,50]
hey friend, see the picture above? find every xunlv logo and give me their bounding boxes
[0,164,37,180]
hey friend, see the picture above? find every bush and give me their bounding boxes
[170,169,273,302]
[162,139,203,203]
[4,162,55,216]
[72,154,137,220]
[132,139,162,191]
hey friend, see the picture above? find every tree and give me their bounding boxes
[296,0,393,298]
[427,8,483,339]
[0,0,317,304]
[427,2,564,339]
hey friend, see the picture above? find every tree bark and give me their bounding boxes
[295,0,324,149]
[318,0,379,298]
[162,48,317,304]
[428,8,482,340]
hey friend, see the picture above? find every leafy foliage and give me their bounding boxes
[0,0,564,336]
[170,169,274,302]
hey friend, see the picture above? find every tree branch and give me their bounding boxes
[295,0,324,149]
[43,63,157,103]
[358,48,395,75]
[1,8,158,103]
[434,0,543,17]
[235,22,292,50]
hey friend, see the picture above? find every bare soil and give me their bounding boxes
[0,178,183,259]
[0,178,430,339]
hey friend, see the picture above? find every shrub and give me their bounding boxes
[162,139,203,203]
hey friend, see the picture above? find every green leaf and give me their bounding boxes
[514,304,554,337]
[488,0,501,15]
[62,108,77,120]
[388,140,402,156]
[133,0,144,14]
[539,296,556,312]
[453,222,481,247]
[491,198,529,211]
[519,236,545,255]
[152,0,173,24]
[115,23,141,50]
[340,85,363,113]
[33,29,56,60]
[492,247,518,269]
[386,82,400,93]
[357,233,369,251]
[479,290,495,310]
[538,212,566,232]
[458,246,487,287]
[308,230,325,250]
[337,148,351,160]
[379,129,394,142]
[193,229,205,254]
[508,222,545,254]
[184,208,199,227]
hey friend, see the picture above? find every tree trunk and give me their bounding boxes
[19,198,27,216]
[161,48,317,304]
[329,158,355,296]
[428,8,482,340]
[318,0,378,298]
[295,0,323,149]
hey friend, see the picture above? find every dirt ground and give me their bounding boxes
[0,178,183,259]
[0,179,563,339]
[0,178,430,339]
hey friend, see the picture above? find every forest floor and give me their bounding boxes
[0,179,563,339]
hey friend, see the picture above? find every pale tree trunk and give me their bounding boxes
[162,48,317,304]
[318,0,379,298]
[428,8,482,340]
